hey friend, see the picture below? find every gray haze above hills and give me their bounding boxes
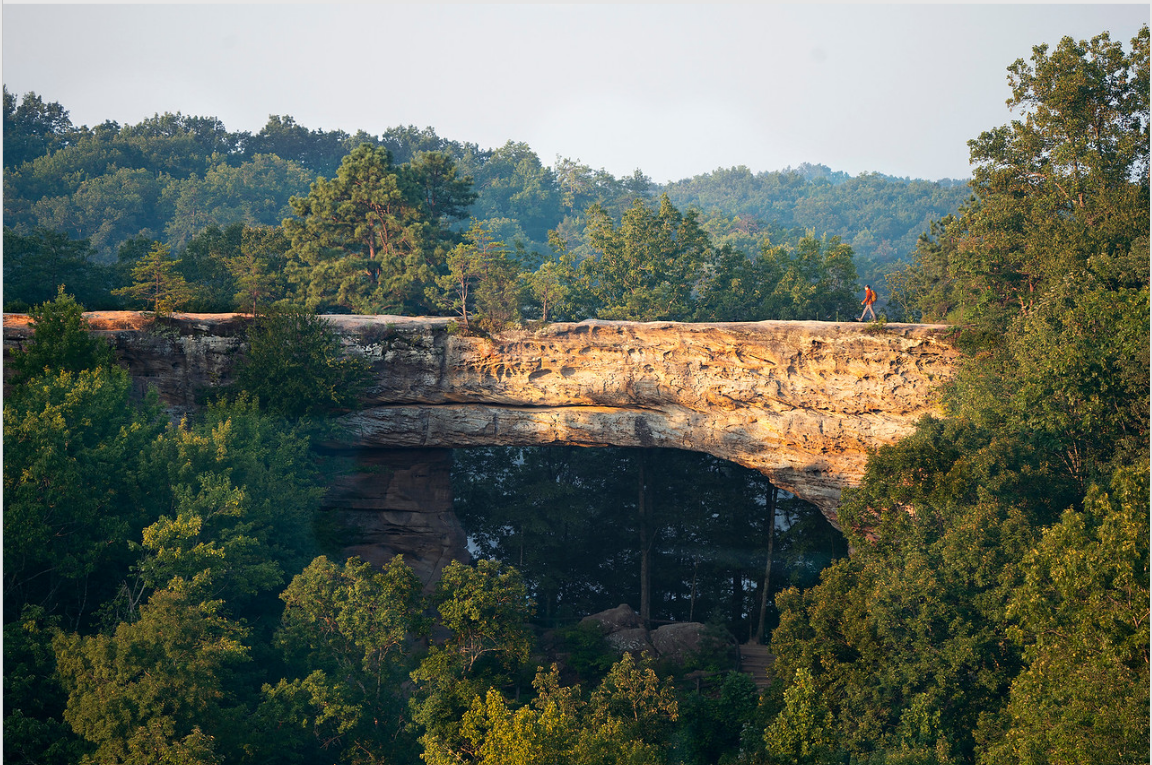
[3,3,1148,184]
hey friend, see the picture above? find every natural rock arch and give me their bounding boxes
[4,312,959,581]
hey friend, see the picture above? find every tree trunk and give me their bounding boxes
[638,450,651,627]
[753,484,778,644]
[689,555,699,622]
[732,569,743,632]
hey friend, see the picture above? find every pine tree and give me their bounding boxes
[112,242,193,315]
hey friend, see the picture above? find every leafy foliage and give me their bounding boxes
[3,607,88,765]
[53,587,249,765]
[3,86,78,169]
[263,555,429,763]
[694,234,858,322]
[979,465,1149,765]
[137,396,325,608]
[411,560,535,762]
[231,308,371,420]
[675,671,761,765]
[575,195,710,321]
[663,165,969,288]
[6,287,115,386]
[3,365,164,625]
[763,668,842,765]
[441,658,679,765]
[2,227,113,311]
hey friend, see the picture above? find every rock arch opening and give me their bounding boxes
[447,443,848,642]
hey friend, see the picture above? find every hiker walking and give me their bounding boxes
[859,284,877,321]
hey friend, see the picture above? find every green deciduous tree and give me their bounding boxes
[441,656,679,765]
[454,685,579,765]
[587,651,679,748]
[247,670,363,765]
[162,154,313,250]
[467,141,562,245]
[242,114,354,178]
[3,87,77,169]
[6,286,115,386]
[27,166,169,259]
[259,555,429,763]
[411,560,535,762]
[694,234,859,322]
[2,227,112,311]
[895,26,1149,332]
[134,396,324,612]
[676,671,761,765]
[771,422,1042,762]
[3,607,88,765]
[978,464,1149,765]
[53,587,249,765]
[427,560,534,677]
[756,235,858,321]
[763,668,842,765]
[893,27,1150,493]
[996,273,1148,487]
[767,30,1149,764]
[3,366,164,625]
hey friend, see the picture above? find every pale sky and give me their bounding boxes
[2,3,1148,184]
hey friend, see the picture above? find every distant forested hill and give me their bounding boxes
[4,85,969,302]
[663,164,970,286]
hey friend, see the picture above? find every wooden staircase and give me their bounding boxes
[738,643,775,690]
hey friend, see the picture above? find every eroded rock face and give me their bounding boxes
[650,623,713,665]
[580,603,645,635]
[2,311,249,409]
[3,312,958,568]
[321,448,467,586]
[333,315,959,524]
